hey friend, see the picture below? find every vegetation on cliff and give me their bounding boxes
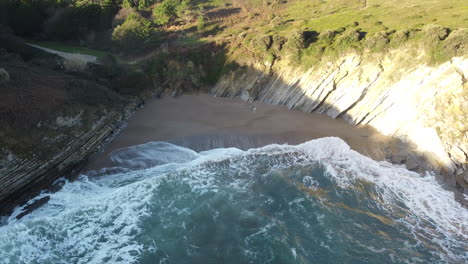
[1,0,466,68]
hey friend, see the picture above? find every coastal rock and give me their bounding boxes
[390,153,406,164]
[0,68,9,82]
[212,49,468,191]
[15,196,50,220]
[0,99,140,217]
[405,158,420,172]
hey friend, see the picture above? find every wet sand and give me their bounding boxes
[86,94,403,170]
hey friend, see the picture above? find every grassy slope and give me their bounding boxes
[163,0,467,66]
[284,0,468,33]
[25,1,467,68]
[214,0,468,35]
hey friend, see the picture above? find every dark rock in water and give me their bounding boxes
[390,153,406,164]
[0,68,9,82]
[16,196,50,220]
[405,158,420,171]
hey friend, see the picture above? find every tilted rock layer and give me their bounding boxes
[211,50,468,192]
[0,99,140,217]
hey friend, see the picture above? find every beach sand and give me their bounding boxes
[86,94,403,170]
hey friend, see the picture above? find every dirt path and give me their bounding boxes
[27,43,98,64]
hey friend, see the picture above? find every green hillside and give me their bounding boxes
[1,0,467,69]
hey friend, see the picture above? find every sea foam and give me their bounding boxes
[0,137,466,263]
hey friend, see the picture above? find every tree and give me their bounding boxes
[138,0,147,9]
[152,0,193,25]
[112,12,159,53]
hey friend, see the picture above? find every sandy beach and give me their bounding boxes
[86,94,403,170]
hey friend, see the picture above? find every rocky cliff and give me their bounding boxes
[0,101,139,218]
[211,49,468,193]
[0,48,142,217]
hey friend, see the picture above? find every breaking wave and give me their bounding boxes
[0,137,466,263]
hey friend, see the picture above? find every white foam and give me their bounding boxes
[0,137,466,263]
[0,173,165,263]
[109,141,200,169]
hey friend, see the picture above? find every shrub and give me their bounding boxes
[422,24,450,64]
[252,34,272,52]
[153,0,192,25]
[197,16,205,31]
[334,29,361,51]
[138,0,148,10]
[45,4,109,41]
[112,7,134,27]
[423,24,448,43]
[391,30,409,46]
[265,53,275,64]
[112,13,159,53]
[318,30,336,45]
[271,34,287,52]
[283,30,306,63]
[153,0,176,25]
[0,0,44,37]
[284,30,308,62]
[442,28,468,58]
[365,31,389,51]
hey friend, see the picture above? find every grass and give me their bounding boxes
[29,41,109,60]
[282,0,468,34]
[196,0,468,69]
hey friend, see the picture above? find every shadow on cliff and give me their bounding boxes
[201,56,463,200]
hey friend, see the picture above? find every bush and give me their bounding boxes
[442,28,468,58]
[197,16,205,31]
[0,0,44,37]
[112,13,159,53]
[153,0,192,25]
[422,24,450,64]
[365,31,389,51]
[252,34,272,52]
[391,30,409,46]
[318,30,336,45]
[153,0,176,25]
[423,24,448,43]
[271,34,287,52]
[112,7,134,28]
[45,4,112,41]
[283,30,306,63]
[333,29,361,51]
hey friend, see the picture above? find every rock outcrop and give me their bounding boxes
[0,48,143,216]
[0,100,139,217]
[211,49,468,192]
[0,68,9,83]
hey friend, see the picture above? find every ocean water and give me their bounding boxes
[0,137,467,264]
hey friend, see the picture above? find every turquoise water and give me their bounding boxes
[0,138,467,263]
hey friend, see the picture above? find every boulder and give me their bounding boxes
[405,157,420,171]
[0,68,10,82]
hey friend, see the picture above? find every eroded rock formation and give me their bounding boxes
[212,50,468,192]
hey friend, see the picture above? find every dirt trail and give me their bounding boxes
[27,43,98,64]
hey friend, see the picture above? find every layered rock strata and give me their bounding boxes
[212,51,468,192]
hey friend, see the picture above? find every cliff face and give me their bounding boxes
[0,50,142,217]
[211,50,468,192]
[0,101,139,217]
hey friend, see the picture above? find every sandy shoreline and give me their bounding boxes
[85,94,406,171]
